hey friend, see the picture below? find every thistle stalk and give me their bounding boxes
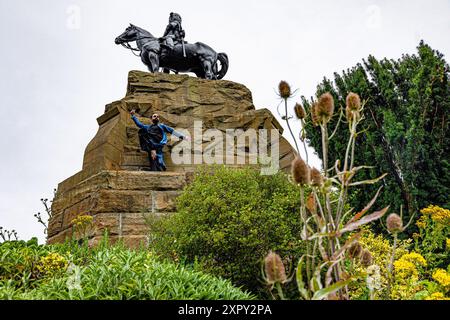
[300,120,309,164]
[285,98,300,155]
[335,118,358,226]
[386,233,398,298]
[300,186,311,285]
[275,282,285,300]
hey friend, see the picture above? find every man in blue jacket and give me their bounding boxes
[130,109,189,171]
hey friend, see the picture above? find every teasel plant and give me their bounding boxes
[277,81,300,157]
[262,251,290,300]
[383,207,416,299]
[282,88,390,300]
[0,226,18,242]
[34,188,56,237]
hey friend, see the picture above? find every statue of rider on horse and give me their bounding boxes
[115,12,229,80]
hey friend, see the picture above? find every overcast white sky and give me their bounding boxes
[0,0,449,243]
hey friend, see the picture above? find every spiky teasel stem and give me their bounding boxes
[284,99,300,156]
[386,213,403,298]
[278,81,300,156]
[386,232,398,299]
[294,102,309,163]
[291,156,313,286]
[335,101,360,227]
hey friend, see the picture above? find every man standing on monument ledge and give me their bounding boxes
[130,109,190,171]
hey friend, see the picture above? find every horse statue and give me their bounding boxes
[115,24,229,80]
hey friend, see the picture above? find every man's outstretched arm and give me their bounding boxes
[130,109,147,129]
[160,124,190,140]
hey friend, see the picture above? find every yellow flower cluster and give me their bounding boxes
[399,252,427,267]
[393,252,427,279]
[394,259,418,278]
[71,215,93,226]
[432,268,450,288]
[348,229,410,300]
[425,292,450,300]
[446,238,450,250]
[415,215,427,229]
[420,205,450,225]
[37,252,68,275]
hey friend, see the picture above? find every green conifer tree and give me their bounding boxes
[301,41,449,232]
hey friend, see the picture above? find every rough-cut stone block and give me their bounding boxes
[121,235,149,248]
[92,190,152,213]
[154,191,180,211]
[93,213,120,236]
[61,198,93,229]
[121,213,149,236]
[47,227,73,245]
[104,171,187,191]
[47,213,63,238]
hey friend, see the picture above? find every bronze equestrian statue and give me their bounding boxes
[115,13,229,80]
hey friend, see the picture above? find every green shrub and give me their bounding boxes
[414,205,450,269]
[0,238,254,300]
[147,165,306,297]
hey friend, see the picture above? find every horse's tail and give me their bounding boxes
[215,52,229,80]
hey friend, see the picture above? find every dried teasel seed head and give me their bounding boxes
[291,157,310,185]
[306,192,316,214]
[360,249,373,267]
[317,92,335,124]
[345,105,361,122]
[346,92,361,111]
[310,167,323,186]
[264,251,287,284]
[347,241,362,259]
[294,103,306,119]
[311,102,320,126]
[386,213,403,234]
[278,81,291,99]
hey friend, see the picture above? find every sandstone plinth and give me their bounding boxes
[47,71,296,247]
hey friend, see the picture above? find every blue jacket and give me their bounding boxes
[131,115,185,169]
[132,115,185,146]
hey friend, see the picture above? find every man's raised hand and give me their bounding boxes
[130,109,136,116]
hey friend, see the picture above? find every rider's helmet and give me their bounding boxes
[169,12,182,23]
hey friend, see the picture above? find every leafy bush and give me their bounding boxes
[301,42,450,226]
[147,165,306,297]
[414,205,450,269]
[346,212,450,300]
[0,237,254,300]
[346,228,411,300]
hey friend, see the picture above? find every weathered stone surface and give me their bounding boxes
[93,213,120,237]
[47,170,184,244]
[121,213,149,236]
[48,71,297,247]
[79,71,293,174]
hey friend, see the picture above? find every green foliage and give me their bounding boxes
[147,165,306,297]
[302,41,450,231]
[0,237,254,300]
[414,205,450,269]
[346,228,411,300]
[346,209,450,300]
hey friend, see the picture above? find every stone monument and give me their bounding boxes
[47,71,297,247]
